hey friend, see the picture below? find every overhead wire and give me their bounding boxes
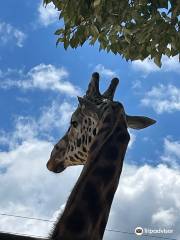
[0,212,177,240]
[0,212,54,223]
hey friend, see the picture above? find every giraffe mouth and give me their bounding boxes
[46,160,66,173]
[54,163,66,173]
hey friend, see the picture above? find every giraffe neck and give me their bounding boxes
[50,103,130,240]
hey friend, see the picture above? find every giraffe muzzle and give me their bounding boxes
[46,159,66,173]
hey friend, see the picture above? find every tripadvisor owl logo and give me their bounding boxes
[135,226,144,236]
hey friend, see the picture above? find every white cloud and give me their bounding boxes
[94,64,117,78]
[161,138,180,168]
[1,147,180,240]
[0,131,9,146]
[39,101,75,132]
[162,55,180,73]
[0,21,26,47]
[0,100,75,151]
[141,84,180,114]
[128,131,136,149]
[0,138,82,237]
[163,138,180,158]
[38,2,59,26]
[0,122,35,150]
[16,96,30,104]
[132,58,159,74]
[0,64,81,96]
[105,164,180,240]
[132,55,180,74]
[0,101,179,239]
[131,79,142,90]
[152,208,177,226]
[0,98,80,236]
[0,91,179,240]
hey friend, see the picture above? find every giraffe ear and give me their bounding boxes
[77,96,86,108]
[126,115,156,129]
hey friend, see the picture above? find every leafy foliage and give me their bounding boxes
[43,0,180,66]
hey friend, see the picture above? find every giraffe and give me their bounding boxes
[47,73,156,240]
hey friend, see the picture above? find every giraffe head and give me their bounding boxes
[47,72,156,173]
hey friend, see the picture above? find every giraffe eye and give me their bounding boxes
[71,121,78,128]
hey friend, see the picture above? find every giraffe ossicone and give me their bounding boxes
[47,72,156,173]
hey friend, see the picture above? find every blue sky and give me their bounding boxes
[0,1,180,239]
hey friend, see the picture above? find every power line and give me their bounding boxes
[0,212,177,240]
[0,212,54,223]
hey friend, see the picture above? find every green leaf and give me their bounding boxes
[64,38,69,50]
[54,29,64,35]
[56,37,64,46]
[154,54,162,67]
[158,0,168,9]
[123,28,131,35]
[43,0,52,5]
[47,0,180,62]
[89,36,98,45]
[90,25,99,36]
[99,39,107,50]
[94,0,101,8]
[165,48,171,57]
